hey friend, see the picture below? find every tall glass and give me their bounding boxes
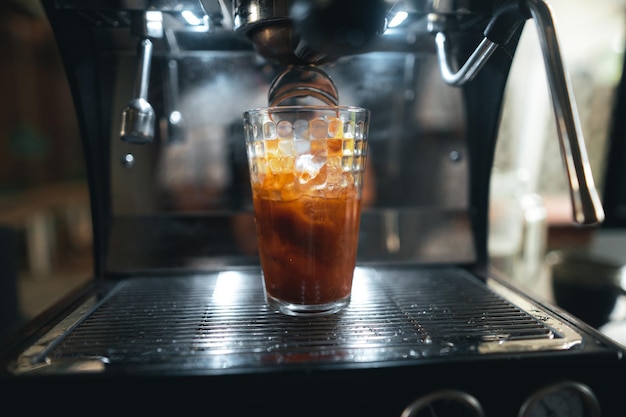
[243,106,370,316]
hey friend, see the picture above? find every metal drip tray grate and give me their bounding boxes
[12,266,581,375]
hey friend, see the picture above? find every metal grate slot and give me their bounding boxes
[11,266,581,375]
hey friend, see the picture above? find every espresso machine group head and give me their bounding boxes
[231,0,388,107]
[232,0,388,66]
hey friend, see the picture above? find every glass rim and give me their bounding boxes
[244,105,370,116]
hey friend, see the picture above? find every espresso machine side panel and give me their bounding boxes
[40,1,115,281]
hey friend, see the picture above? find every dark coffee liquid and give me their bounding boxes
[253,192,361,305]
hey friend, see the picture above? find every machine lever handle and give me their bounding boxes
[526,0,605,225]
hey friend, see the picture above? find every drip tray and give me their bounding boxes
[10,265,581,375]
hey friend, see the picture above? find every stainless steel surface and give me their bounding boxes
[9,265,582,375]
[105,210,476,272]
[526,0,604,225]
[232,0,315,65]
[108,47,472,267]
[233,0,291,29]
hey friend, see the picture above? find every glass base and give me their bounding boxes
[266,294,351,317]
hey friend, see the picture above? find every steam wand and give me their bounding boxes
[430,0,605,225]
[120,12,163,144]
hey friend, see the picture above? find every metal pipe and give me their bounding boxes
[434,33,499,86]
[526,0,604,225]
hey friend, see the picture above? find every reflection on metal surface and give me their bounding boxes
[10,295,102,374]
[105,209,476,272]
[10,266,582,375]
[483,278,582,353]
[383,210,401,254]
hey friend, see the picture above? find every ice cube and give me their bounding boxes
[325,155,346,188]
[278,139,295,156]
[294,139,310,155]
[294,120,309,139]
[296,153,327,185]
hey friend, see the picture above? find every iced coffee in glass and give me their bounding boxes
[243,106,369,316]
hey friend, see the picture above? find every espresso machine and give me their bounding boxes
[1,0,624,415]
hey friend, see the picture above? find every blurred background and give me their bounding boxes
[1,0,625,342]
[0,0,92,337]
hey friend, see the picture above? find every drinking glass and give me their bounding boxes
[243,105,370,316]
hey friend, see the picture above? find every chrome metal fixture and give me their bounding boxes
[428,0,605,225]
[120,11,163,144]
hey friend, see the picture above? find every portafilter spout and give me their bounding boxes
[120,37,155,144]
[429,0,605,225]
